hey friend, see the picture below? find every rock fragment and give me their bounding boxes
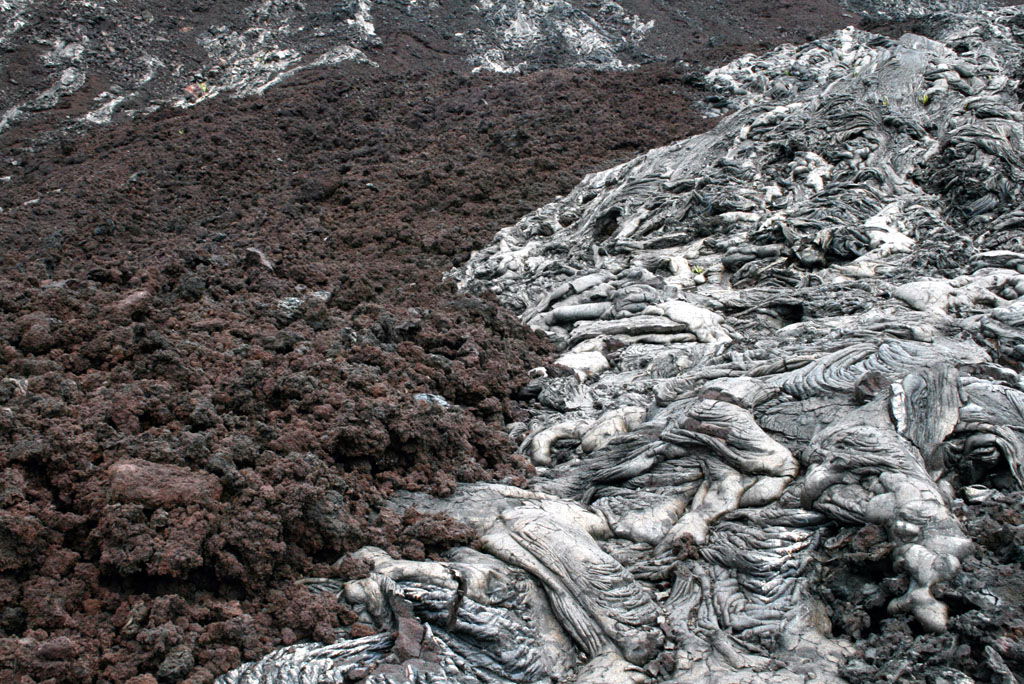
[109,459,222,509]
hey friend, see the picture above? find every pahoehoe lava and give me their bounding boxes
[2,1,1024,684]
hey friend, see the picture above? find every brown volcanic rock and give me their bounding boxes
[108,459,223,508]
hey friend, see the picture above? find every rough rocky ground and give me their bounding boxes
[821,495,1024,683]
[0,0,868,144]
[0,2,921,682]
[447,10,1024,682]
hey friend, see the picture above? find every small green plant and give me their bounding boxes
[691,265,705,275]
[919,93,930,105]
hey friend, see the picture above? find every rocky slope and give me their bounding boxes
[2,1,1022,684]
[0,2,899,683]
[230,4,1024,684]
[0,0,866,145]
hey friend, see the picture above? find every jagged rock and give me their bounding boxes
[108,459,223,508]
[223,6,1024,683]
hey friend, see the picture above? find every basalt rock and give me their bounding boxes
[225,6,1024,683]
[0,0,860,145]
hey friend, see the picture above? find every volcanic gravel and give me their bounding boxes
[0,2,908,682]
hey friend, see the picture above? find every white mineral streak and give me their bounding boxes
[0,106,22,135]
[220,6,1024,684]
[2,1,658,136]
[0,0,379,130]
[844,0,1004,21]
[0,0,33,47]
[1,66,88,133]
[183,0,379,108]
[349,0,378,39]
[84,94,127,125]
[466,0,652,73]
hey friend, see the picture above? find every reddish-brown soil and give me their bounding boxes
[0,3,888,682]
